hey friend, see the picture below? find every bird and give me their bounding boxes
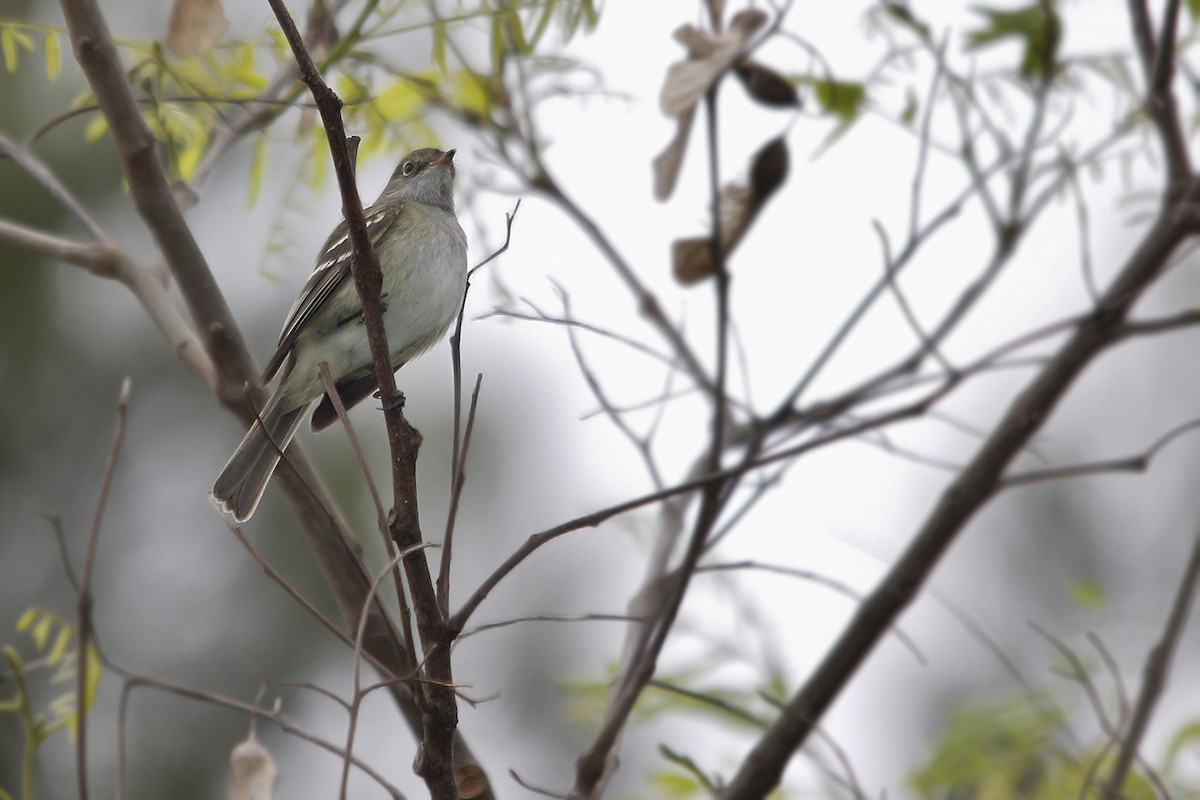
[213,147,467,522]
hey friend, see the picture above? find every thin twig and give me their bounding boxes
[75,377,131,800]
[1100,514,1200,799]
[440,201,518,614]
[112,666,407,799]
[1003,419,1200,486]
[720,177,1199,800]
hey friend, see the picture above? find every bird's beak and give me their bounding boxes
[435,149,456,166]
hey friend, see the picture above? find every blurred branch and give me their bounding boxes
[531,166,716,396]
[0,139,215,387]
[75,377,131,800]
[1100,513,1200,799]
[111,665,407,799]
[54,0,486,793]
[0,132,105,238]
[721,150,1200,800]
[58,0,256,399]
[452,373,960,634]
[1127,0,1191,181]
[1003,419,1200,486]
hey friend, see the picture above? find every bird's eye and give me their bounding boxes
[402,161,415,176]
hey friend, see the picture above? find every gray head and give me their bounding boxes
[378,147,458,211]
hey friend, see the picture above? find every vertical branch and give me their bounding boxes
[572,80,737,800]
[75,377,132,800]
[1099,517,1200,799]
[1127,0,1191,182]
[264,4,460,797]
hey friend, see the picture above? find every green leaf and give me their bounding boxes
[489,11,504,76]
[44,31,61,81]
[966,2,1061,80]
[504,4,529,55]
[813,78,865,121]
[882,1,931,41]
[1189,0,1200,18]
[801,77,867,152]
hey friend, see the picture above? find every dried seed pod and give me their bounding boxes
[735,59,801,108]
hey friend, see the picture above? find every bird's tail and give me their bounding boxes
[212,386,306,522]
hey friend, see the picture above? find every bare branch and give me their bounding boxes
[58,0,257,396]
[0,219,215,388]
[75,377,131,800]
[0,132,106,239]
[1100,514,1200,798]
[1003,419,1200,486]
[721,173,1199,800]
[1127,0,1191,180]
[264,3,468,796]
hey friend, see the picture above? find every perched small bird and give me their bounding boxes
[213,147,468,521]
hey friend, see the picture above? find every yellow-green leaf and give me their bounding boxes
[46,627,71,666]
[266,25,289,53]
[226,40,267,91]
[31,614,52,650]
[16,608,38,632]
[84,114,109,142]
[813,78,865,122]
[650,770,702,798]
[84,643,102,710]
[248,133,267,208]
[489,11,503,76]
[177,139,203,180]
[432,20,448,73]
[505,5,529,55]
[2,26,18,73]
[374,79,423,121]
[453,69,492,121]
[44,31,61,81]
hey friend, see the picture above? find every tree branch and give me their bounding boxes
[264,3,464,797]
[720,181,1200,799]
[1100,514,1200,799]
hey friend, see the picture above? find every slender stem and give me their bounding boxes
[1100,516,1200,798]
[75,378,131,800]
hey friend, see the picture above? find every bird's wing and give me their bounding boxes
[260,203,402,384]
